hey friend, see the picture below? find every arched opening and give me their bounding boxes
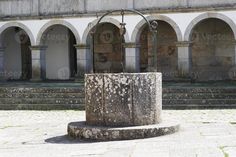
[89,23,125,73]
[190,18,235,81]
[139,21,178,80]
[40,25,77,80]
[1,27,32,80]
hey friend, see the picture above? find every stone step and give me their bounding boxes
[163,99,236,105]
[1,83,236,110]
[163,93,236,99]
[0,87,84,93]
[163,104,236,109]
[0,93,84,98]
[163,88,236,93]
[0,104,85,110]
[0,98,84,104]
[0,83,85,110]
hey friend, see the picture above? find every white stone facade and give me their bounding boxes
[1,7,236,81]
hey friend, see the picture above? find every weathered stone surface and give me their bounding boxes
[1,0,236,19]
[139,22,178,80]
[68,121,179,141]
[3,82,236,110]
[191,18,235,81]
[85,73,162,127]
[0,82,85,110]
[93,24,124,73]
[103,74,133,126]
[133,73,162,125]
[85,74,104,126]
[163,85,236,109]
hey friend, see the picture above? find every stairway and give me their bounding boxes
[0,82,85,110]
[1,82,236,110]
[163,83,236,109]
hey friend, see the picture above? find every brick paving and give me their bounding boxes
[0,110,236,157]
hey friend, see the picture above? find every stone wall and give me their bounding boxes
[191,18,235,81]
[1,0,236,19]
[94,23,124,73]
[42,25,72,80]
[139,21,178,80]
[2,27,22,79]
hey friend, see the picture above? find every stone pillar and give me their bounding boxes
[74,44,91,78]
[124,43,140,73]
[176,41,192,77]
[0,47,4,80]
[30,46,47,81]
[233,41,236,65]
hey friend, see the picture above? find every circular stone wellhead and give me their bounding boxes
[86,73,162,127]
[68,73,180,141]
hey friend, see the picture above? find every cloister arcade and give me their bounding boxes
[0,12,236,81]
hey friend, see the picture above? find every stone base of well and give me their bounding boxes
[67,73,180,141]
[67,121,180,141]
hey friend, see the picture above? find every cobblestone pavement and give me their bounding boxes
[0,110,236,157]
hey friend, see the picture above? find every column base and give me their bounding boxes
[30,78,43,82]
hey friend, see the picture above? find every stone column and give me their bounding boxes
[233,41,236,65]
[227,41,236,80]
[30,46,47,81]
[124,43,140,73]
[176,41,192,77]
[74,44,91,78]
[0,47,4,80]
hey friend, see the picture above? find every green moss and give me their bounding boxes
[0,125,23,130]
[219,146,229,157]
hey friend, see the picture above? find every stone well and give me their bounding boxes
[68,73,179,141]
[86,73,162,127]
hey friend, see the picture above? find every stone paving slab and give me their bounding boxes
[0,110,236,157]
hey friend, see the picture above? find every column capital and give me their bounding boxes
[123,42,141,48]
[74,44,90,49]
[30,45,47,51]
[175,41,193,47]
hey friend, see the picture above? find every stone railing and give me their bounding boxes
[0,0,236,19]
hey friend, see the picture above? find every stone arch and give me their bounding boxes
[184,12,236,41]
[36,20,80,45]
[187,13,236,81]
[82,17,130,44]
[0,22,35,45]
[131,15,183,42]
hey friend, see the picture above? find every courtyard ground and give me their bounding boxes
[0,110,236,157]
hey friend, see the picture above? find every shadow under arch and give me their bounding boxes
[36,20,80,45]
[131,15,183,43]
[0,22,35,45]
[82,17,130,45]
[184,12,236,41]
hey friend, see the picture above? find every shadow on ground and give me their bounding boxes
[45,135,93,144]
